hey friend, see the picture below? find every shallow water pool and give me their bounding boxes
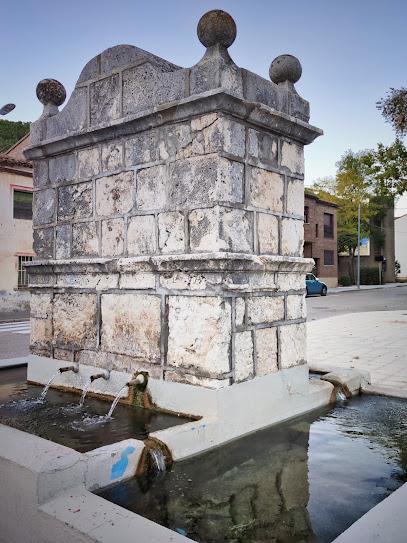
[0,366,190,453]
[99,394,407,542]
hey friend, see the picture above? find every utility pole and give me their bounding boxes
[357,199,361,289]
[357,192,367,290]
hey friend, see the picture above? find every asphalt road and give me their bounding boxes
[0,321,30,360]
[306,285,407,322]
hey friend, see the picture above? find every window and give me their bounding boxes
[324,250,334,266]
[18,256,33,288]
[13,190,33,220]
[323,213,334,238]
[304,206,309,223]
[315,224,319,238]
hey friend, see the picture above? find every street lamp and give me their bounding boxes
[357,191,367,290]
[0,104,15,115]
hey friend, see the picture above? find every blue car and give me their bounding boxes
[306,273,327,297]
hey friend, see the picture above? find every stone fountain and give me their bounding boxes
[23,10,332,459]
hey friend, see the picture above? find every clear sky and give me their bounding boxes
[2,0,407,215]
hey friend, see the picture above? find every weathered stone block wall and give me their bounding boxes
[25,10,321,389]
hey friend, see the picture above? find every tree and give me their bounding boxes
[377,87,407,137]
[362,138,407,197]
[309,150,388,281]
[0,119,30,152]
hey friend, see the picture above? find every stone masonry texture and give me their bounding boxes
[25,28,321,389]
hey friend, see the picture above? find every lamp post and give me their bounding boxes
[357,191,367,290]
[0,104,15,116]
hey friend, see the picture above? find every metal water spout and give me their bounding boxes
[59,365,79,374]
[90,370,110,382]
[126,374,145,387]
[105,373,147,419]
[79,370,110,407]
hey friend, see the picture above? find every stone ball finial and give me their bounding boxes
[36,79,66,107]
[269,55,302,85]
[197,10,237,48]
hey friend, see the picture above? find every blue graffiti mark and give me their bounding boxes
[176,528,187,536]
[190,424,206,431]
[111,446,135,480]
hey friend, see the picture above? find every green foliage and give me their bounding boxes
[311,151,373,239]
[362,139,407,197]
[360,266,380,285]
[310,150,395,281]
[337,229,359,254]
[395,260,401,276]
[0,119,30,152]
[339,275,351,286]
[376,87,407,137]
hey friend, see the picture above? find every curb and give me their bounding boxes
[0,318,30,324]
[362,384,407,399]
[0,357,29,369]
[329,283,407,294]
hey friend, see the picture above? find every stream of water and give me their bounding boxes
[106,386,128,419]
[40,371,59,401]
[79,377,92,407]
[151,448,166,471]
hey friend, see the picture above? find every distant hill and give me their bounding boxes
[0,120,30,153]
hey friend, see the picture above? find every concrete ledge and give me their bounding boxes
[332,483,407,543]
[152,368,335,460]
[0,356,28,369]
[40,487,193,542]
[0,425,144,496]
[309,362,371,390]
[363,384,407,399]
[0,424,190,542]
[320,369,370,397]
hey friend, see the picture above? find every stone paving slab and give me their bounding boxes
[307,310,407,390]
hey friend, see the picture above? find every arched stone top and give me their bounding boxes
[28,18,317,149]
[76,44,182,85]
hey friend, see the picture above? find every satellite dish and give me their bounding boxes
[0,104,16,115]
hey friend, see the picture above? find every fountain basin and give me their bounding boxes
[100,394,407,543]
[27,354,339,460]
[0,366,192,454]
[0,360,406,542]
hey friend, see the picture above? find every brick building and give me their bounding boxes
[304,192,338,287]
[338,203,395,284]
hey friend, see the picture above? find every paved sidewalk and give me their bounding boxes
[307,310,407,391]
[328,282,407,294]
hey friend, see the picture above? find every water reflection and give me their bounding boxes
[100,396,407,543]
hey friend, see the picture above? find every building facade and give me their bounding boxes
[338,204,395,284]
[395,214,407,281]
[304,192,338,288]
[0,133,33,311]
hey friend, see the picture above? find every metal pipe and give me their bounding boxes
[126,374,144,387]
[59,365,79,374]
[90,370,110,382]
